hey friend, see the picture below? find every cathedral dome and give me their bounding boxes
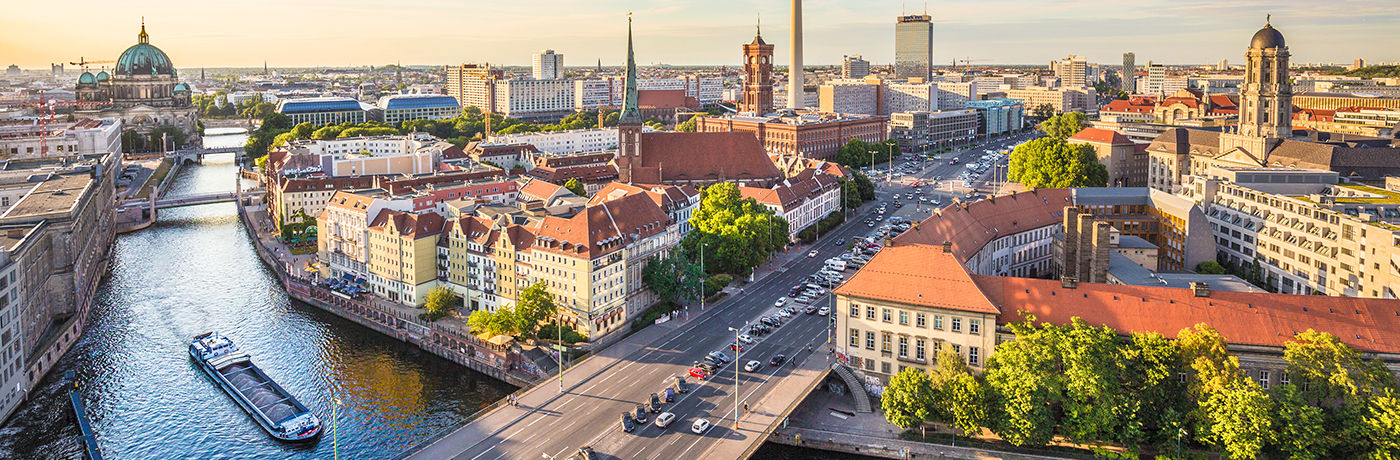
[115,22,175,76]
[78,72,97,85]
[173,82,189,92]
[1250,23,1285,49]
[96,71,110,82]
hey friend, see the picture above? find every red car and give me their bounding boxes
[688,367,709,379]
[730,344,745,353]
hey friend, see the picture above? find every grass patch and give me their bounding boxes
[134,159,174,200]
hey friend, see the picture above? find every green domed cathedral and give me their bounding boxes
[75,20,198,146]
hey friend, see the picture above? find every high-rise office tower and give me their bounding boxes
[1053,55,1089,88]
[842,55,870,79]
[533,49,564,80]
[894,14,933,81]
[1122,52,1136,93]
[788,0,804,109]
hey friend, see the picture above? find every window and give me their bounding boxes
[952,344,961,355]
[882,308,892,323]
[881,332,892,352]
[969,347,980,366]
[934,315,944,330]
[866,331,875,349]
[969,319,980,335]
[881,361,891,374]
[1259,370,1271,389]
[864,358,874,370]
[866,306,875,320]
[1280,372,1290,386]
[951,317,962,333]
[850,328,860,347]
[898,311,909,325]
[898,337,908,358]
[916,313,926,328]
[850,304,859,317]
[915,339,926,361]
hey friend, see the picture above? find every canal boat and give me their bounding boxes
[189,332,322,442]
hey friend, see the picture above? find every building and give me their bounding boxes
[1122,52,1137,93]
[376,94,461,124]
[445,63,505,112]
[574,76,722,110]
[277,135,452,177]
[0,152,118,424]
[276,97,368,125]
[1099,97,1158,123]
[894,189,1073,278]
[696,112,888,160]
[0,118,122,158]
[1068,128,1147,187]
[1005,86,1096,115]
[889,110,978,153]
[318,189,419,284]
[73,21,197,141]
[834,244,1001,377]
[366,210,446,305]
[1309,107,1400,138]
[894,14,934,81]
[819,79,882,115]
[741,27,776,115]
[1070,187,1215,272]
[1052,55,1090,88]
[532,49,564,80]
[489,78,576,121]
[885,80,939,114]
[934,81,977,110]
[966,99,1025,136]
[738,166,841,238]
[1293,92,1400,112]
[1143,63,1167,95]
[485,128,635,155]
[842,55,870,79]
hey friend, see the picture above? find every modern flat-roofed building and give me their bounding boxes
[532,49,564,80]
[0,118,122,158]
[889,110,978,153]
[376,94,461,124]
[445,63,505,112]
[966,99,1024,136]
[819,79,882,116]
[276,97,368,125]
[1005,86,1097,115]
[842,55,870,79]
[894,14,934,81]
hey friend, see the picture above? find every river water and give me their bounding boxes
[0,133,514,459]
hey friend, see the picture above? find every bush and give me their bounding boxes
[538,322,587,344]
[1195,260,1228,275]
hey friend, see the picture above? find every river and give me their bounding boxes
[0,132,514,459]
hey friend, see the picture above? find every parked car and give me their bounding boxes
[674,376,691,393]
[774,297,787,307]
[688,367,709,379]
[691,418,712,434]
[738,334,754,344]
[769,354,787,366]
[571,446,597,460]
[663,387,676,402]
[804,306,817,314]
[621,413,637,432]
[655,412,676,429]
[649,393,662,412]
[730,343,745,353]
[745,360,762,372]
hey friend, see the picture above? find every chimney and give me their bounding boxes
[1061,276,1078,289]
[1190,281,1211,298]
[941,241,952,253]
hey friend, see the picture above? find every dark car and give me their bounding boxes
[804,306,817,314]
[769,354,787,366]
[836,238,845,245]
[663,387,676,402]
[674,376,691,393]
[634,404,649,424]
[649,393,663,412]
[621,413,637,432]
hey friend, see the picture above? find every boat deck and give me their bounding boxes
[219,362,299,424]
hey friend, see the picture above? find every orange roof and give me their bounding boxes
[975,275,1400,355]
[533,191,673,258]
[1069,128,1134,145]
[893,189,1073,262]
[834,244,1001,315]
[627,132,783,185]
[368,209,445,239]
[519,177,568,201]
[1101,99,1153,114]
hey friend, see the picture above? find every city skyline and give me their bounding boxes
[2,0,1399,69]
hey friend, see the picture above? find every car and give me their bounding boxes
[674,376,691,393]
[774,297,787,307]
[818,306,830,316]
[788,286,803,296]
[649,393,663,412]
[866,221,876,227]
[691,418,712,434]
[808,250,819,258]
[769,354,787,366]
[804,305,817,314]
[634,404,649,424]
[663,387,676,402]
[744,360,762,372]
[713,351,732,363]
[571,446,597,460]
[836,238,845,245]
[621,413,637,432]
[776,309,791,319]
[688,367,709,379]
[738,334,754,344]
[702,355,722,366]
[730,343,745,353]
[761,317,777,326]
[655,412,676,429]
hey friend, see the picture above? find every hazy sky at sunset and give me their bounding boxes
[2,0,1397,69]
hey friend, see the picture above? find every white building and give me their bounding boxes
[0,117,121,157]
[886,81,940,114]
[494,78,575,120]
[533,49,564,80]
[934,81,978,110]
[818,80,881,116]
[486,128,639,155]
[283,135,454,177]
[573,76,722,109]
[842,55,871,79]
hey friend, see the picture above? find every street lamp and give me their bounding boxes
[557,310,564,393]
[699,242,708,310]
[727,324,745,429]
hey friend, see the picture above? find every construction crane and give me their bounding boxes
[19,90,96,157]
[69,57,114,73]
[953,57,992,70]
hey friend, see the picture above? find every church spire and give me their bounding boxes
[138,17,149,44]
[619,13,641,124]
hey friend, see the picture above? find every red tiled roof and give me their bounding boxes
[588,182,698,214]
[533,191,672,258]
[1208,94,1238,109]
[626,132,783,184]
[1101,99,1153,114]
[893,189,1073,262]
[280,175,375,193]
[518,177,569,201]
[974,275,1400,355]
[834,245,1001,315]
[368,209,446,239]
[637,89,696,109]
[1069,127,1134,145]
[527,164,619,184]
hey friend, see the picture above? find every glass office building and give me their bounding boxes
[895,15,933,81]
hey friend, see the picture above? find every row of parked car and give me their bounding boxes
[619,375,698,435]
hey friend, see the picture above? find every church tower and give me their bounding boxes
[740,18,775,115]
[1239,17,1292,139]
[616,14,643,183]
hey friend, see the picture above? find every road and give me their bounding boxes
[420,132,1035,460]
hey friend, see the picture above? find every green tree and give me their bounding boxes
[423,286,459,319]
[1178,323,1274,460]
[514,282,558,338]
[882,367,936,430]
[467,308,519,337]
[1058,319,1129,447]
[1273,383,1329,460]
[677,116,699,132]
[1007,136,1108,188]
[1039,112,1088,141]
[1120,332,1189,453]
[852,171,876,201]
[684,182,789,274]
[563,178,587,197]
[930,349,987,437]
[1283,330,1399,456]
[148,125,188,151]
[290,122,316,140]
[984,317,1062,447]
[1032,103,1055,119]
[1196,260,1228,274]
[642,252,702,304]
[1362,388,1400,457]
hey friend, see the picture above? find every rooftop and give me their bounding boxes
[833,244,1001,315]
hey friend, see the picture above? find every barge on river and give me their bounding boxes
[189,332,321,442]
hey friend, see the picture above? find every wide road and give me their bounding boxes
[426,132,1033,460]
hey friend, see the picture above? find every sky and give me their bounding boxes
[2,0,1399,69]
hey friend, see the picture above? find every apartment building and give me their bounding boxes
[696,112,888,160]
[1067,128,1147,187]
[279,135,455,177]
[485,128,633,155]
[738,167,842,239]
[533,49,564,80]
[574,76,722,110]
[0,118,121,158]
[818,79,883,116]
[966,99,1025,136]
[934,81,977,110]
[894,189,1073,278]
[1005,86,1097,115]
[842,55,871,79]
[367,210,445,305]
[885,81,940,114]
[445,63,505,112]
[1051,55,1090,88]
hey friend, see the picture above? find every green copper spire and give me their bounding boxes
[620,13,641,124]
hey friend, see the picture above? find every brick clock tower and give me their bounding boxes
[617,14,643,183]
[741,21,774,115]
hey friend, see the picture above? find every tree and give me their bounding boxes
[1007,136,1108,188]
[1032,103,1055,119]
[563,178,587,197]
[852,171,876,201]
[1057,319,1129,447]
[290,122,316,140]
[684,182,789,275]
[930,349,987,437]
[984,317,1063,447]
[1273,383,1329,460]
[1119,332,1189,453]
[1038,112,1088,140]
[1178,323,1275,460]
[148,125,188,151]
[423,286,459,319]
[1282,330,1399,456]
[514,282,558,338]
[677,116,699,132]
[882,367,936,430]
[467,308,519,337]
[1362,388,1400,457]
[1196,260,1228,275]
[642,253,702,304]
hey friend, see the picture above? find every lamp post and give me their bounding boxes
[699,242,708,310]
[727,324,744,429]
[557,310,564,393]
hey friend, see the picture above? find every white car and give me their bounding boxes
[774,297,787,307]
[655,412,676,428]
[777,309,792,318]
[808,250,819,258]
[818,306,830,316]
[738,334,754,344]
[744,360,762,372]
[691,418,712,434]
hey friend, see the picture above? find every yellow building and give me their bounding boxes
[366,209,445,305]
[834,244,1000,379]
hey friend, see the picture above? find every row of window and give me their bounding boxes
[851,304,981,334]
